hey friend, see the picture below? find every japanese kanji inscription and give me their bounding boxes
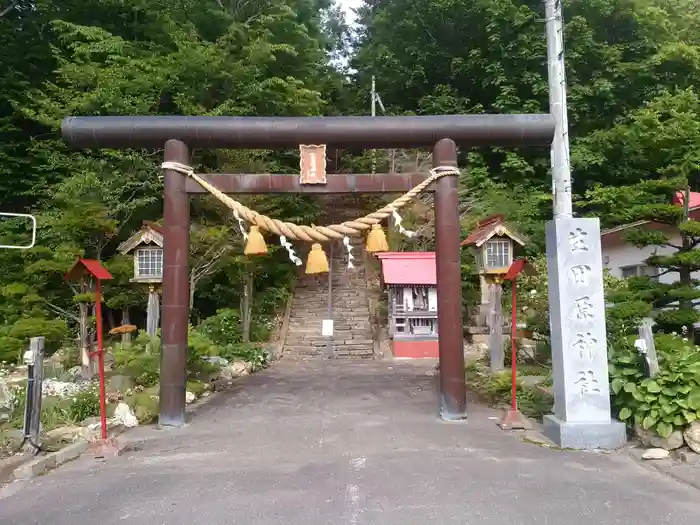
[545,217,623,442]
[299,144,327,185]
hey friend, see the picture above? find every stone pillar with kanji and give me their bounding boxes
[543,217,626,449]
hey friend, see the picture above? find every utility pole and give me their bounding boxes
[371,76,376,174]
[545,0,572,218]
[371,75,377,118]
[542,0,626,450]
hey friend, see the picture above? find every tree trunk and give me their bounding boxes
[681,186,694,338]
[189,275,196,311]
[241,271,254,343]
[79,302,92,377]
[488,283,505,372]
[107,308,115,330]
[121,307,132,343]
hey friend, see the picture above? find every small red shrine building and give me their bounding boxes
[377,252,438,359]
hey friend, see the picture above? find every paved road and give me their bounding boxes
[1,359,699,524]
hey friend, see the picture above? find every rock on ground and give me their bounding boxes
[185,391,196,404]
[113,402,138,428]
[642,448,670,460]
[683,421,700,453]
[678,448,700,465]
[224,361,251,378]
[635,424,684,450]
[42,379,89,398]
[201,356,229,367]
[0,381,13,411]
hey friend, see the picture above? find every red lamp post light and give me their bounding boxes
[497,258,533,431]
[65,258,113,441]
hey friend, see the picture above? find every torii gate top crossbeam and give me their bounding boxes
[61,114,554,150]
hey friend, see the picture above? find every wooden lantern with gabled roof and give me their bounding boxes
[461,214,527,278]
[117,221,165,336]
[461,214,527,332]
[117,221,164,284]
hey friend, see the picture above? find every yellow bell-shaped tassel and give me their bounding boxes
[365,223,389,253]
[305,243,329,274]
[244,225,268,255]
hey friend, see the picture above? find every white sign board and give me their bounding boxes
[322,319,334,337]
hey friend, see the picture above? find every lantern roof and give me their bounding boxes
[65,258,113,281]
[117,221,165,254]
[460,214,527,248]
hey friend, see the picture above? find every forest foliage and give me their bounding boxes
[2,0,700,361]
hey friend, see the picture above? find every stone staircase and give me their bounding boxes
[283,235,375,360]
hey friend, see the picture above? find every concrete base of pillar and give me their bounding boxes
[543,414,627,450]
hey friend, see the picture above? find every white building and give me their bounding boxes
[600,192,700,283]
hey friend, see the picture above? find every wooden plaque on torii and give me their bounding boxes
[299,144,327,185]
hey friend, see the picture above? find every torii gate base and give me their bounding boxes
[61,114,555,426]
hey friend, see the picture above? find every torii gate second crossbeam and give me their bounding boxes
[61,114,555,427]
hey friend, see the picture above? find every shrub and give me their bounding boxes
[8,317,68,353]
[197,302,280,346]
[465,361,553,420]
[66,389,101,423]
[220,342,269,371]
[0,336,24,363]
[198,309,242,346]
[130,391,159,423]
[113,329,224,385]
[113,333,161,387]
[187,325,223,366]
[610,334,700,438]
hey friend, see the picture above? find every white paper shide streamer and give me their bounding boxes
[343,236,355,269]
[280,236,302,266]
[233,209,248,241]
[391,208,415,238]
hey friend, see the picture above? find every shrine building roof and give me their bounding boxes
[376,252,436,286]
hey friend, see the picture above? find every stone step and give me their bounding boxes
[285,338,374,346]
[289,309,371,314]
[290,311,370,317]
[283,345,374,354]
[287,323,372,329]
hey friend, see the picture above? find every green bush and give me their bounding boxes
[8,385,101,430]
[186,379,210,397]
[220,342,269,371]
[188,325,223,366]
[610,334,700,438]
[0,317,68,363]
[113,328,224,384]
[67,389,101,423]
[113,332,161,387]
[0,336,24,363]
[465,361,553,420]
[197,300,281,347]
[198,308,242,346]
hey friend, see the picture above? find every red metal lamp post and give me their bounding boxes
[498,258,532,431]
[65,259,113,440]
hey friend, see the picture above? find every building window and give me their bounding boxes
[395,317,406,333]
[135,247,163,278]
[485,239,511,269]
[620,265,658,279]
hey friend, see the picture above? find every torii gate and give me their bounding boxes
[61,114,554,427]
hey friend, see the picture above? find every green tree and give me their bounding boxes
[584,177,700,336]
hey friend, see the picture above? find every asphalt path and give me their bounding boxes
[1,359,698,524]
